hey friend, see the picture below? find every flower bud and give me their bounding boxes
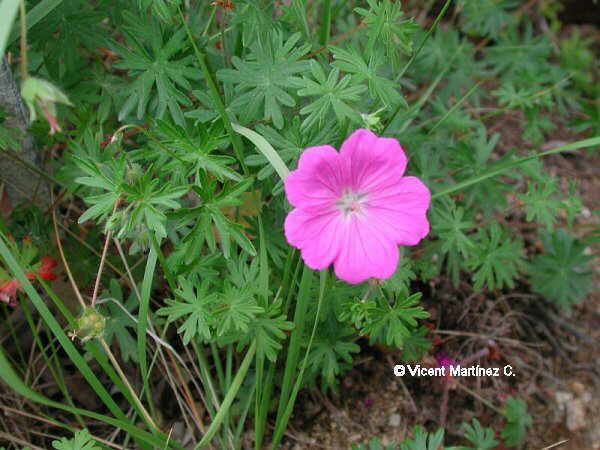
[21,77,72,134]
[75,307,106,343]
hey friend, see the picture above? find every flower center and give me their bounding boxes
[336,190,368,218]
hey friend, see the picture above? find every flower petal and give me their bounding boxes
[284,208,344,270]
[284,145,344,211]
[367,176,431,246]
[339,128,407,193]
[333,216,399,284]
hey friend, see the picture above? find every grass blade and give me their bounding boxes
[0,0,19,58]
[271,269,327,448]
[433,136,600,199]
[0,234,129,422]
[0,345,176,448]
[427,81,481,135]
[7,0,63,46]
[274,265,313,431]
[195,340,257,448]
[232,123,290,181]
[138,244,158,418]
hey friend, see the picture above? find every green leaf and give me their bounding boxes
[27,0,107,79]
[355,0,419,68]
[401,326,432,362]
[501,398,532,447]
[242,300,293,362]
[52,430,101,450]
[331,45,405,107]
[400,426,445,450]
[215,283,264,336]
[518,180,562,230]
[467,223,525,291]
[430,200,476,286]
[361,292,429,348]
[232,123,290,181]
[462,419,498,450]
[295,62,367,131]
[151,119,242,182]
[305,313,360,390]
[217,31,310,129]
[529,229,593,312]
[113,12,200,124]
[380,256,416,296]
[157,277,216,344]
[459,0,517,38]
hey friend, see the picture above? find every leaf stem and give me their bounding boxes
[179,9,248,175]
[90,198,120,307]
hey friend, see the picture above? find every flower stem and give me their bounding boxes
[99,337,159,432]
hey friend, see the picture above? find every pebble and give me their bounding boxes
[388,413,401,428]
[566,398,587,431]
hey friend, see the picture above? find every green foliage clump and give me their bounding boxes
[52,430,101,450]
[529,229,593,312]
[0,0,597,448]
[501,397,532,447]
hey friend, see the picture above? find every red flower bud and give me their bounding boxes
[38,256,58,281]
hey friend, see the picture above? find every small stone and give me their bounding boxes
[388,413,401,428]
[555,391,573,407]
[571,381,585,395]
[566,398,587,431]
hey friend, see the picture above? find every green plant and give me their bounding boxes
[52,430,101,450]
[501,397,532,447]
[0,0,597,448]
[529,229,593,312]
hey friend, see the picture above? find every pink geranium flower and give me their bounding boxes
[284,128,430,284]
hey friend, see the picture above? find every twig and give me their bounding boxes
[541,439,569,449]
[455,383,503,414]
[434,329,543,348]
[303,23,366,59]
[0,432,42,450]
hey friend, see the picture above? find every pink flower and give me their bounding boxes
[435,352,457,370]
[284,128,430,284]
[435,352,457,381]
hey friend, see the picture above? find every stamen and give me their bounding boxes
[336,190,368,218]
